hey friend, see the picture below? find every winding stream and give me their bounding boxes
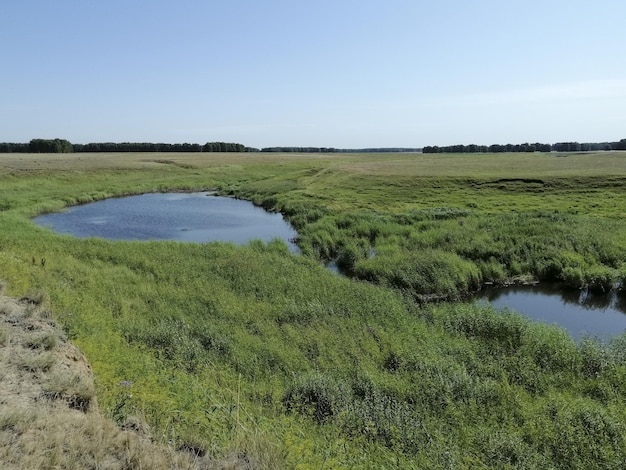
[475,284,626,340]
[34,192,626,339]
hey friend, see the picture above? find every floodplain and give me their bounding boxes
[2,150,626,468]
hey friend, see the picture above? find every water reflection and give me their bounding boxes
[477,284,626,340]
[34,192,300,252]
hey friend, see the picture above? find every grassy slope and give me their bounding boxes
[1,152,626,468]
[0,287,234,469]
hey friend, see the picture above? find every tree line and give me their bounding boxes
[0,138,74,154]
[3,138,626,155]
[423,139,626,154]
[260,147,421,153]
[0,139,253,153]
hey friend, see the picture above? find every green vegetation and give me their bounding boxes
[1,151,626,468]
[0,140,252,153]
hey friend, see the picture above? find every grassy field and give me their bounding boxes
[1,151,626,468]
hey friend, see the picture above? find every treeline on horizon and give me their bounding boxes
[0,139,251,154]
[0,139,421,154]
[2,138,626,154]
[259,147,421,153]
[423,138,626,153]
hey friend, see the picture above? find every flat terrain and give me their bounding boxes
[2,151,626,468]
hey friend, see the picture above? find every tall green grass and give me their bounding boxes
[1,152,626,467]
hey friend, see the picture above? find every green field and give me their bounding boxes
[2,151,626,468]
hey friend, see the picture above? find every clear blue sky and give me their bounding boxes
[1,1,625,148]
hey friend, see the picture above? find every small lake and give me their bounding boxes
[34,192,300,252]
[475,284,626,341]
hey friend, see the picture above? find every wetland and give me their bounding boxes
[3,150,626,468]
[34,190,626,340]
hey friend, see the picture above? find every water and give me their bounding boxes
[476,284,626,340]
[34,192,300,252]
[34,194,626,339]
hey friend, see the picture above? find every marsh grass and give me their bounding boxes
[2,151,626,467]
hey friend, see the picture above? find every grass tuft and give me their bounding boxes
[19,289,48,306]
[43,371,95,412]
[18,351,56,372]
[25,332,57,351]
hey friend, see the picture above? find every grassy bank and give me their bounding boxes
[1,151,626,468]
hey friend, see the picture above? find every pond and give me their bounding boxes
[34,192,300,252]
[475,284,626,341]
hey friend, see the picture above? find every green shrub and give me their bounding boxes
[538,400,626,467]
[336,240,368,273]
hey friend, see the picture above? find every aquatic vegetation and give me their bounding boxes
[1,151,626,467]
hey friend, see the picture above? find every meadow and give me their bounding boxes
[1,151,626,468]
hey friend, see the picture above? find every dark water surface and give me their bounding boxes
[34,192,299,252]
[476,284,626,340]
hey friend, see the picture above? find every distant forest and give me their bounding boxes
[259,147,421,153]
[0,139,421,154]
[423,139,626,153]
[0,139,251,154]
[1,138,626,154]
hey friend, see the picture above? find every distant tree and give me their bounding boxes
[614,139,626,150]
[29,138,73,153]
[0,142,29,153]
[202,142,246,152]
[553,142,582,152]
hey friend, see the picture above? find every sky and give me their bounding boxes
[1,0,625,148]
